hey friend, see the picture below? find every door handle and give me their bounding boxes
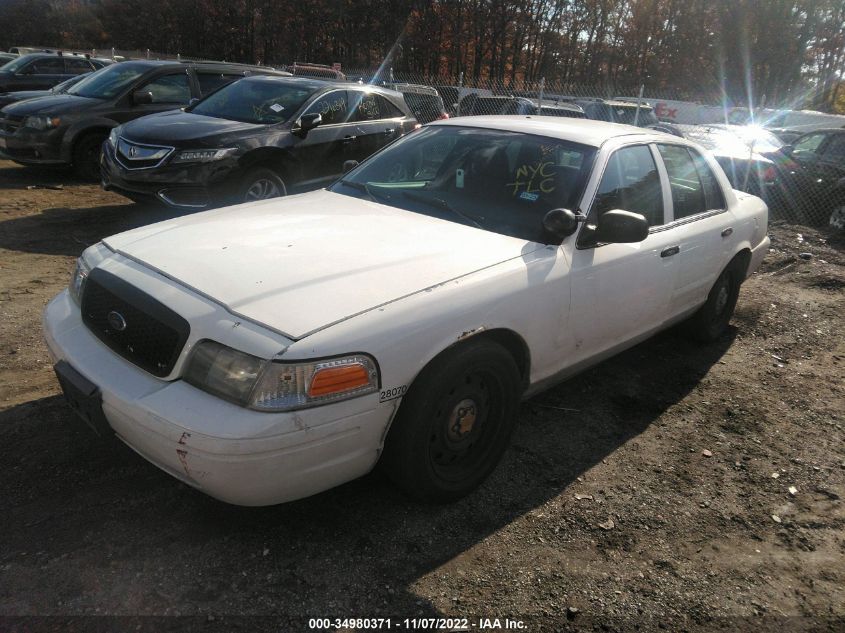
[660,246,680,258]
[341,135,357,144]
[383,128,396,135]
[721,227,734,237]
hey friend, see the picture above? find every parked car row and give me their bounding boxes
[1,57,842,228]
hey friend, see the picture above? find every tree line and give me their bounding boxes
[2,0,844,111]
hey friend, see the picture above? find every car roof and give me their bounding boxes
[431,116,658,147]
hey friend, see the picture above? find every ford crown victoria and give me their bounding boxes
[43,117,770,506]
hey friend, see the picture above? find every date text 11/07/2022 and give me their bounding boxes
[307,617,527,630]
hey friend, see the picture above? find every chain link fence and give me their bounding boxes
[7,45,844,227]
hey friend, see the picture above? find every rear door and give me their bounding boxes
[347,89,406,163]
[655,143,734,317]
[13,57,67,90]
[65,58,95,77]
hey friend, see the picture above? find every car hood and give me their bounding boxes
[0,90,48,100]
[120,110,267,146]
[103,190,541,340]
[2,93,100,115]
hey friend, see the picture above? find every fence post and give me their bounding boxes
[146,49,150,59]
[457,71,463,117]
[538,77,545,111]
[390,67,394,83]
[634,83,644,126]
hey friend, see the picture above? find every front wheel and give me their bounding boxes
[381,339,522,502]
[686,262,743,342]
[73,134,106,181]
[240,167,286,203]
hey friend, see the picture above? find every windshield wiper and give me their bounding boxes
[401,190,483,230]
[339,179,392,204]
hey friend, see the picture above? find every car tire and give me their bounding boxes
[240,167,287,202]
[829,205,845,230]
[686,260,744,343]
[73,133,106,181]
[381,338,522,503]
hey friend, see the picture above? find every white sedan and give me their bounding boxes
[43,117,769,506]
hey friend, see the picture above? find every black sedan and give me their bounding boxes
[100,76,417,209]
[784,128,845,228]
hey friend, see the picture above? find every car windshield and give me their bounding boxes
[67,63,147,99]
[52,73,88,93]
[330,125,597,244]
[190,78,314,124]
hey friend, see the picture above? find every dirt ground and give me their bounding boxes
[0,159,843,633]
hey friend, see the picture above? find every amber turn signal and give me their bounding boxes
[308,363,371,397]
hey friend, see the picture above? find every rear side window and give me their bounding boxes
[348,91,404,121]
[591,145,664,227]
[688,149,725,210]
[793,133,826,156]
[140,73,191,104]
[822,134,845,160]
[66,59,94,74]
[657,144,707,219]
[27,58,64,74]
[197,72,241,96]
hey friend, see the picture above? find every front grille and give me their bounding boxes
[81,268,190,377]
[0,113,23,134]
[115,137,174,170]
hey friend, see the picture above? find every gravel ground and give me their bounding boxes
[0,160,842,633]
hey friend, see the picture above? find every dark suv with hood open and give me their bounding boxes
[100,76,417,209]
[0,59,283,178]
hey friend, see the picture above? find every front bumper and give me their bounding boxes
[0,126,65,165]
[100,140,241,209]
[43,290,393,506]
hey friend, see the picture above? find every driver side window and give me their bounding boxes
[138,73,191,104]
[303,90,349,125]
[590,145,664,227]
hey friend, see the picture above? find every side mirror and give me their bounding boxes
[293,112,322,137]
[187,97,199,108]
[780,144,793,156]
[542,208,584,239]
[594,210,649,243]
[343,159,359,173]
[132,90,154,105]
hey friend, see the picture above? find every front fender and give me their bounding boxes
[60,117,119,162]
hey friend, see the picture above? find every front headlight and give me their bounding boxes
[108,127,119,147]
[68,257,91,305]
[24,115,61,130]
[183,340,379,411]
[171,148,237,164]
[68,242,112,306]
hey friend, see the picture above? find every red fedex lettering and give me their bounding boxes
[655,103,678,119]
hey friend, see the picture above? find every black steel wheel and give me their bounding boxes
[686,260,743,343]
[381,338,521,502]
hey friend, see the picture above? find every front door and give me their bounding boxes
[569,144,678,362]
[290,89,355,188]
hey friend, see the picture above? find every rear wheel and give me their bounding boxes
[686,260,744,342]
[73,133,106,181]
[381,339,522,502]
[240,167,286,202]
